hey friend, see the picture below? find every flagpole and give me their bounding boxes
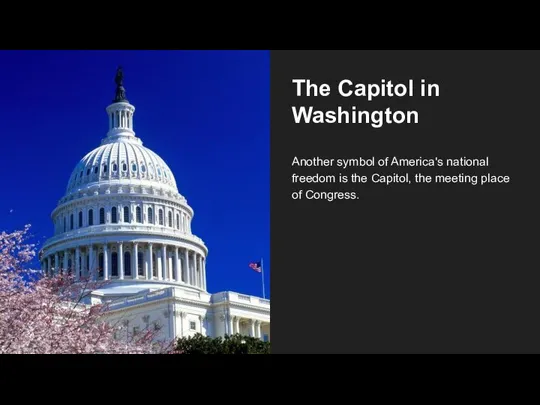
[261,257,266,299]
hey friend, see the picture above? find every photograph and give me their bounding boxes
[0,50,270,354]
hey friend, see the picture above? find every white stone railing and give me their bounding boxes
[59,185,186,205]
[213,291,270,307]
[104,287,270,312]
[106,288,172,311]
[171,288,206,301]
[43,224,206,248]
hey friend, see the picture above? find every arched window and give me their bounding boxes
[78,211,83,228]
[124,251,131,276]
[141,165,146,173]
[99,208,105,224]
[132,163,137,172]
[168,211,172,227]
[176,214,180,229]
[136,206,142,223]
[138,252,144,276]
[148,207,153,224]
[111,207,117,223]
[123,206,129,223]
[86,168,90,176]
[70,214,74,230]
[94,166,98,174]
[88,209,94,226]
[111,252,118,277]
[103,164,108,173]
[122,163,127,172]
[112,163,118,172]
[159,209,164,225]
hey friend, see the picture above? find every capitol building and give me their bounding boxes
[38,68,270,343]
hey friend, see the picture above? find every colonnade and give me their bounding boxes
[41,242,206,289]
[223,315,269,341]
[54,202,191,236]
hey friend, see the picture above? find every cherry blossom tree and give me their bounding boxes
[0,225,173,354]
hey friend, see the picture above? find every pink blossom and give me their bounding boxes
[0,226,173,354]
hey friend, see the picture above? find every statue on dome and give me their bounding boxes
[115,66,124,86]
[113,66,128,103]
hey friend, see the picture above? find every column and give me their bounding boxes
[118,242,124,279]
[192,254,197,286]
[103,244,109,280]
[256,321,262,339]
[63,251,68,274]
[143,245,148,278]
[193,254,197,286]
[228,314,234,335]
[82,251,87,277]
[161,245,167,280]
[75,247,80,281]
[249,320,255,337]
[180,312,185,337]
[156,251,162,279]
[88,245,94,280]
[148,243,153,279]
[107,247,112,277]
[189,252,197,286]
[54,252,59,275]
[80,251,85,277]
[202,258,207,290]
[133,243,138,279]
[235,317,240,335]
[178,250,183,282]
[184,249,190,285]
[174,247,180,282]
[198,255,203,287]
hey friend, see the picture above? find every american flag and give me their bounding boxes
[249,261,262,273]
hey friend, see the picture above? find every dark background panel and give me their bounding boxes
[271,50,540,353]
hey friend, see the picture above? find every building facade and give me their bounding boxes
[39,68,270,343]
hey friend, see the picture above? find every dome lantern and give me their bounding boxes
[104,66,137,144]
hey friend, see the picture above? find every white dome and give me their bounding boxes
[66,137,178,196]
[41,72,208,297]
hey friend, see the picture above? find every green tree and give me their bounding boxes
[175,333,270,354]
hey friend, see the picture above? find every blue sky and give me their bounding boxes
[0,50,270,297]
